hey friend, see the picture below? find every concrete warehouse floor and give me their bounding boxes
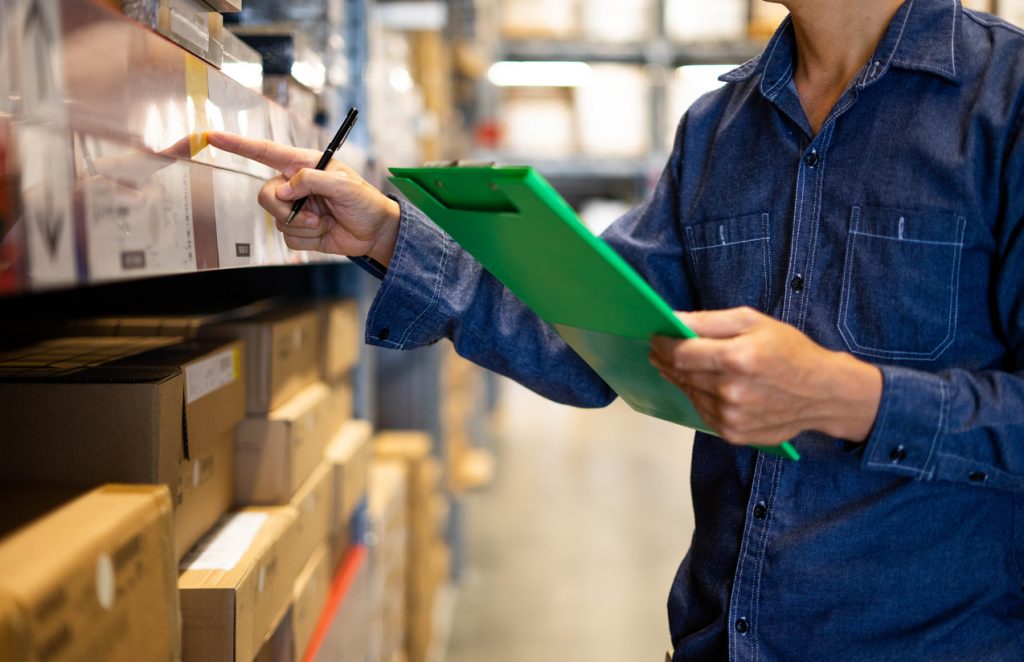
[446,379,696,662]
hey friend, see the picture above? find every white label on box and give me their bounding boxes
[182,512,268,571]
[95,554,115,610]
[185,347,237,404]
[82,141,197,282]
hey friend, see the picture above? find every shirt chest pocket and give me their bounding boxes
[838,206,966,361]
[684,212,771,312]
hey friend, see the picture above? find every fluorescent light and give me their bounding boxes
[487,61,593,88]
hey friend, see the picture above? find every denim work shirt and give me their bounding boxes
[356,1,1024,659]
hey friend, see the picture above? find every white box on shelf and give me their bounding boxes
[500,91,577,158]
[574,64,651,158]
[580,0,654,42]
[665,0,747,42]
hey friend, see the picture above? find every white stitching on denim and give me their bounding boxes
[729,451,765,661]
[838,212,964,360]
[864,369,894,470]
[921,379,948,480]
[849,230,964,247]
[762,213,772,311]
[759,20,790,98]
[397,223,450,346]
[799,121,839,331]
[782,155,807,323]
[950,0,958,78]
[765,61,794,102]
[367,201,411,346]
[687,236,768,252]
[749,458,782,662]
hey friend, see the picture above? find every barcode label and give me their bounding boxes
[185,348,236,404]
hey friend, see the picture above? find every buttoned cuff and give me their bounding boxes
[356,198,452,350]
[861,365,947,480]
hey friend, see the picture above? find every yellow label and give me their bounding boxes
[185,55,209,157]
[232,347,241,380]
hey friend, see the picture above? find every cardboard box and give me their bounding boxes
[201,307,322,414]
[0,485,180,662]
[236,381,334,505]
[368,462,408,662]
[0,337,245,559]
[179,506,298,662]
[325,420,374,555]
[292,544,331,662]
[253,606,294,662]
[372,433,444,662]
[122,0,225,68]
[326,379,354,436]
[290,462,333,575]
[321,299,361,383]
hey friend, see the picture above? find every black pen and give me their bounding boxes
[286,107,359,225]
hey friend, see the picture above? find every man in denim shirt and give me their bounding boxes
[211,0,1024,658]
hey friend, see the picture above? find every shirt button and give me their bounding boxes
[378,328,391,341]
[889,445,908,462]
[735,618,750,634]
[753,502,767,519]
[790,275,804,292]
[969,471,988,482]
[804,151,819,167]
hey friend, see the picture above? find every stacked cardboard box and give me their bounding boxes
[326,420,374,567]
[367,463,409,662]
[0,336,245,560]
[179,506,298,662]
[0,485,181,662]
[373,432,450,662]
[225,298,368,661]
[442,347,495,492]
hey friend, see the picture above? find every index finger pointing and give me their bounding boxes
[206,131,321,175]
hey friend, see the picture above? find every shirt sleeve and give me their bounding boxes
[350,124,694,409]
[861,110,1024,493]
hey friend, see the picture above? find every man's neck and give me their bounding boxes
[772,0,905,132]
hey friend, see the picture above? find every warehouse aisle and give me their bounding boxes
[445,380,696,662]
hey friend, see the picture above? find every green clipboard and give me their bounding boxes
[389,165,799,461]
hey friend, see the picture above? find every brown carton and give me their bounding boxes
[368,462,408,662]
[0,337,245,559]
[201,307,322,414]
[179,506,298,662]
[0,485,180,662]
[236,381,334,505]
[292,544,331,661]
[289,462,333,575]
[321,299,361,383]
[325,420,373,561]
